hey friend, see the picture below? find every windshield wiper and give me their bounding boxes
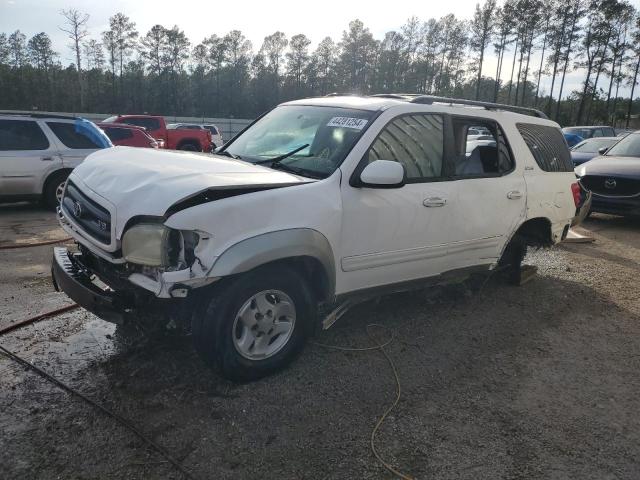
[270,162,324,179]
[254,144,309,165]
[217,150,241,160]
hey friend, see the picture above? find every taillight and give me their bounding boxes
[571,182,581,207]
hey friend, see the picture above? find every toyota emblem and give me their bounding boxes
[73,201,83,217]
[604,178,617,189]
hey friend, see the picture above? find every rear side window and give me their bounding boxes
[451,117,513,177]
[367,114,444,180]
[47,122,102,149]
[122,118,161,131]
[0,120,50,151]
[516,123,573,172]
[206,125,219,135]
[103,127,134,141]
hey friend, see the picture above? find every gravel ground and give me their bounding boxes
[1,203,639,480]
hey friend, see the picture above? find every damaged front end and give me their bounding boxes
[53,209,219,326]
[118,219,218,298]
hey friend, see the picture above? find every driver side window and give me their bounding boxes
[367,114,444,181]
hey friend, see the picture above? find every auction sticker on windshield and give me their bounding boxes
[327,117,368,130]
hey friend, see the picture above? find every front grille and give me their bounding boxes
[62,181,112,244]
[580,175,640,197]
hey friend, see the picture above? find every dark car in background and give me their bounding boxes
[563,125,617,140]
[570,137,619,166]
[575,131,640,217]
[97,123,159,148]
[564,132,584,148]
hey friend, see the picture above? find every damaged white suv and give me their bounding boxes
[52,95,581,381]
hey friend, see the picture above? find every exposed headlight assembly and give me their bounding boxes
[122,222,202,269]
[122,223,172,267]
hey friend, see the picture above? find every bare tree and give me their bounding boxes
[60,8,89,110]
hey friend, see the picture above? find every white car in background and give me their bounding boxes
[201,124,223,149]
[0,113,111,208]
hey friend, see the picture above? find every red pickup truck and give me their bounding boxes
[102,115,212,152]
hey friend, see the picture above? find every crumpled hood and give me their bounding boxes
[575,155,640,179]
[70,147,308,241]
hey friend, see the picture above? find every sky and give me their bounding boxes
[2,0,640,99]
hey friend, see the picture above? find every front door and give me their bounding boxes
[338,113,455,294]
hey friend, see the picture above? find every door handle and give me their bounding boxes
[507,191,523,200]
[41,156,54,161]
[423,197,447,207]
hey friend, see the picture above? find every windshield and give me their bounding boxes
[572,138,618,153]
[604,133,640,157]
[223,105,375,178]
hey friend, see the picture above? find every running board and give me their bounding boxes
[322,300,354,330]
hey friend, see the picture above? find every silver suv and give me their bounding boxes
[0,113,111,208]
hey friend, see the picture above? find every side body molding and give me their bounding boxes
[209,228,336,299]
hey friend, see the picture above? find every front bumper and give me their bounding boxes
[51,247,128,324]
[591,194,640,217]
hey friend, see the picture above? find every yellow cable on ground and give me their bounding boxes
[312,324,415,480]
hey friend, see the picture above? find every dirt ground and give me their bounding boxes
[1,202,639,480]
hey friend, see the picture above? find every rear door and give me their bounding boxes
[445,115,526,268]
[43,120,103,169]
[0,118,60,196]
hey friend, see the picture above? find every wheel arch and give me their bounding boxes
[209,229,336,303]
[42,168,73,196]
[176,138,202,150]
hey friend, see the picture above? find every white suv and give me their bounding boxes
[51,95,581,381]
[0,113,111,208]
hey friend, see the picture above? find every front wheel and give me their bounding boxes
[43,171,69,210]
[192,265,315,382]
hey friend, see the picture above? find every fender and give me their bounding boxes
[209,228,336,298]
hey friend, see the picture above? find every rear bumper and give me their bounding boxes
[51,247,127,324]
[572,189,592,226]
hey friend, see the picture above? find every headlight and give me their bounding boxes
[122,223,172,267]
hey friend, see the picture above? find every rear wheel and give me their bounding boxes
[192,265,315,382]
[498,234,527,285]
[43,171,69,210]
[178,142,200,152]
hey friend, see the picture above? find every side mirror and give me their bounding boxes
[598,147,608,155]
[359,160,406,188]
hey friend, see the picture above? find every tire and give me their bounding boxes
[178,142,200,152]
[498,233,527,285]
[192,265,315,382]
[43,171,69,210]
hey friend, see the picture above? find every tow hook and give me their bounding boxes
[169,285,190,298]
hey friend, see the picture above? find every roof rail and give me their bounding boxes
[0,111,79,120]
[408,95,548,119]
[370,93,420,100]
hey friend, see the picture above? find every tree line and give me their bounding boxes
[0,0,639,127]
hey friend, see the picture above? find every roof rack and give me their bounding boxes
[407,95,548,119]
[330,93,548,119]
[0,111,79,120]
